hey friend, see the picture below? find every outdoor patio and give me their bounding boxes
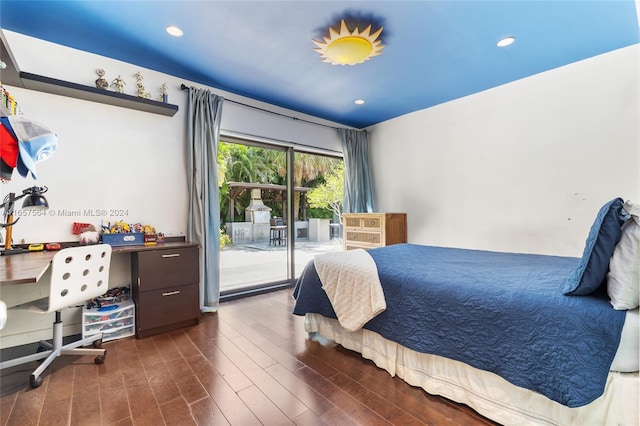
[219,238,343,292]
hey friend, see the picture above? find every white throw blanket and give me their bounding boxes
[314,249,386,332]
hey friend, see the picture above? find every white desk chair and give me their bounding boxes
[0,244,112,388]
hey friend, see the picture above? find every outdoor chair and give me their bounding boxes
[269,217,287,246]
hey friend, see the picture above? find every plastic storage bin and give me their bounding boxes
[82,299,135,342]
[102,233,144,247]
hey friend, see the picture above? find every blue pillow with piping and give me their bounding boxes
[563,198,626,296]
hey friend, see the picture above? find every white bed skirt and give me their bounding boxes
[305,313,639,426]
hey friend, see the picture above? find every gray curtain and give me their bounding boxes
[339,128,374,213]
[186,88,224,312]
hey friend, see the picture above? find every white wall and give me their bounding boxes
[369,44,639,256]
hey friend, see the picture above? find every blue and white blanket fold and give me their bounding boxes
[293,243,626,407]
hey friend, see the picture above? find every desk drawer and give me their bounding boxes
[134,246,198,291]
[135,283,199,334]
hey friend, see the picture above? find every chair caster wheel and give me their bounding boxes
[35,344,47,363]
[94,352,106,364]
[30,375,43,388]
[92,338,103,348]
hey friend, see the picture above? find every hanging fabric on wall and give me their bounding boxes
[0,116,57,181]
[186,87,224,312]
[339,128,374,213]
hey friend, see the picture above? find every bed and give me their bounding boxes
[292,199,639,425]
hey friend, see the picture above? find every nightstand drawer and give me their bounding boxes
[362,217,382,230]
[345,217,361,227]
[135,246,198,291]
[346,231,381,245]
[344,214,383,230]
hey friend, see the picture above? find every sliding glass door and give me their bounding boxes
[218,141,289,297]
[218,137,343,299]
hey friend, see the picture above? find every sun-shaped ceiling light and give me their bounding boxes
[312,19,384,66]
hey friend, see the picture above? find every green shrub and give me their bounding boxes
[220,228,232,248]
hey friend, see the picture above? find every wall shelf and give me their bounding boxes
[19,72,179,117]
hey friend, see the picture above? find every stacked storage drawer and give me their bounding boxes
[82,299,135,342]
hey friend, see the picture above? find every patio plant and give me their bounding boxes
[307,162,344,223]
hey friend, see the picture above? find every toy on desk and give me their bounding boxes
[45,242,61,251]
[103,221,130,234]
[142,224,157,245]
[28,243,44,252]
[72,221,93,235]
[100,220,110,235]
[78,224,100,245]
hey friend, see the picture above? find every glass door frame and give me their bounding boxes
[219,132,341,301]
[218,139,292,301]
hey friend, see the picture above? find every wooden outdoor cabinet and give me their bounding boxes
[131,245,200,338]
[342,213,407,250]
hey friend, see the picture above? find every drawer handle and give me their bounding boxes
[368,236,375,241]
[162,290,181,297]
[162,253,180,258]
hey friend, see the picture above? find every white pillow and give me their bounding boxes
[607,201,640,310]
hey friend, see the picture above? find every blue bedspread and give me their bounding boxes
[292,244,626,407]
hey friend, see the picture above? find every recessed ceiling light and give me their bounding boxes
[166,25,184,37]
[497,36,515,47]
[355,99,365,105]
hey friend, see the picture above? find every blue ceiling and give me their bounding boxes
[1,1,638,129]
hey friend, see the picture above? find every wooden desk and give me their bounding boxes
[1,241,199,344]
[0,242,196,286]
[0,251,56,285]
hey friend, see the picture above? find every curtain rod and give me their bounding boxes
[180,84,339,131]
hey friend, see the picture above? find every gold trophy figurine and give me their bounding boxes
[111,75,126,93]
[95,68,108,90]
[134,72,151,99]
[160,83,168,103]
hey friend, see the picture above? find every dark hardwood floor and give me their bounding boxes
[0,289,497,425]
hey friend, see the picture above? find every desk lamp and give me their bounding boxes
[0,186,48,255]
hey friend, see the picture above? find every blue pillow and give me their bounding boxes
[563,198,625,296]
